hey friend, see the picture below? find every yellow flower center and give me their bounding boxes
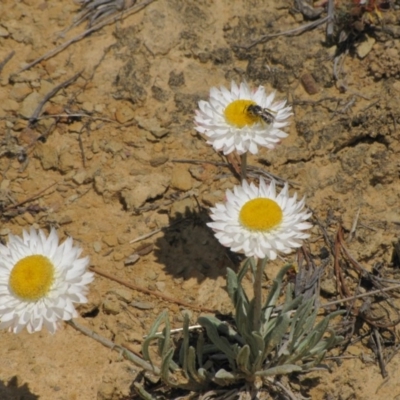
[239,198,283,231]
[9,255,55,301]
[224,99,261,128]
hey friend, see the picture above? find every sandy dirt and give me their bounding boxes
[2,0,400,399]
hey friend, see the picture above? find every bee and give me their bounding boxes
[246,104,276,124]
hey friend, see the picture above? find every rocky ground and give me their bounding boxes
[2,0,400,399]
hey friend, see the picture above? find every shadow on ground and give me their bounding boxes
[153,205,241,281]
[0,376,39,400]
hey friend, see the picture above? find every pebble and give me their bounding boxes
[0,26,10,37]
[9,83,32,102]
[108,288,133,303]
[102,297,121,315]
[72,169,90,185]
[58,215,73,225]
[124,253,140,266]
[19,91,42,118]
[300,72,319,95]
[114,104,136,123]
[113,251,125,261]
[97,382,115,400]
[102,235,118,247]
[170,167,192,191]
[34,143,58,170]
[147,270,158,281]
[2,99,19,112]
[170,197,195,217]
[130,301,154,310]
[58,151,77,173]
[93,241,102,253]
[135,116,169,138]
[150,155,169,167]
[101,140,123,155]
[356,34,375,59]
[135,242,153,256]
[155,282,166,292]
[201,191,223,207]
[11,70,41,83]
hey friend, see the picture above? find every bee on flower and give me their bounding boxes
[195,81,292,155]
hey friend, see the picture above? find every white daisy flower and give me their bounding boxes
[208,179,312,260]
[195,81,292,155]
[0,228,93,334]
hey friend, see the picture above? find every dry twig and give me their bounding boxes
[17,0,156,73]
[90,266,215,313]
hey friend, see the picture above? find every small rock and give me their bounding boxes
[101,140,123,155]
[93,241,102,253]
[115,103,136,123]
[58,151,78,173]
[9,83,32,102]
[108,288,133,303]
[171,167,192,191]
[135,242,153,256]
[124,253,140,266]
[150,155,169,167]
[130,301,155,310]
[67,121,83,133]
[72,170,89,185]
[170,197,195,217]
[102,235,118,247]
[0,26,10,37]
[82,101,94,113]
[18,91,42,118]
[201,191,223,207]
[155,282,166,292]
[97,382,115,400]
[34,143,58,170]
[113,251,125,261]
[2,99,19,112]
[147,270,158,281]
[11,70,41,83]
[121,173,169,210]
[135,116,169,139]
[356,34,375,59]
[91,139,100,153]
[58,215,73,225]
[102,297,121,315]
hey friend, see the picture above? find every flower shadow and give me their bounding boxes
[153,204,241,282]
[0,376,39,400]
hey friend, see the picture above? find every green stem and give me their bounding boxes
[240,153,247,182]
[252,257,264,332]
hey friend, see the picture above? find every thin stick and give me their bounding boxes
[0,51,15,74]
[130,228,163,244]
[373,328,388,378]
[18,0,156,73]
[253,258,264,332]
[240,153,247,182]
[90,266,215,313]
[320,283,400,309]
[67,319,159,373]
[3,181,59,210]
[326,0,335,39]
[243,16,329,49]
[129,220,182,244]
[28,71,83,125]
[347,207,360,242]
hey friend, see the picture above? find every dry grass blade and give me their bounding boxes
[17,0,157,73]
